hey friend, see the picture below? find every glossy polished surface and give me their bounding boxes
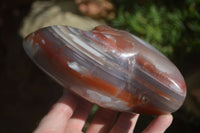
[23,25,186,115]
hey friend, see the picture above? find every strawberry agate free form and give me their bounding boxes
[23,25,186,115]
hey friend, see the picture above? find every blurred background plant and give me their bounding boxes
[109,0,200,71]
[108,0,200,132]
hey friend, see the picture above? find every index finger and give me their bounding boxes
[33,90,78,133]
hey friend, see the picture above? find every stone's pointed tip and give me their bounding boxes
[23,25,187,115]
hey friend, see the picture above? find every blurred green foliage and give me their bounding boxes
[110,0,200,70]
[109,1,200,132]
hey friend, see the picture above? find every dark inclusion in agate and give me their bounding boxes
[23,25,186,115]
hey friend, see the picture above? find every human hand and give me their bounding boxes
[33,90,173,133]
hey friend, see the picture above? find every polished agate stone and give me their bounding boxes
[23,25,186,115]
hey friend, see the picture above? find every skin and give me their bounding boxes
[33,90,173,133]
